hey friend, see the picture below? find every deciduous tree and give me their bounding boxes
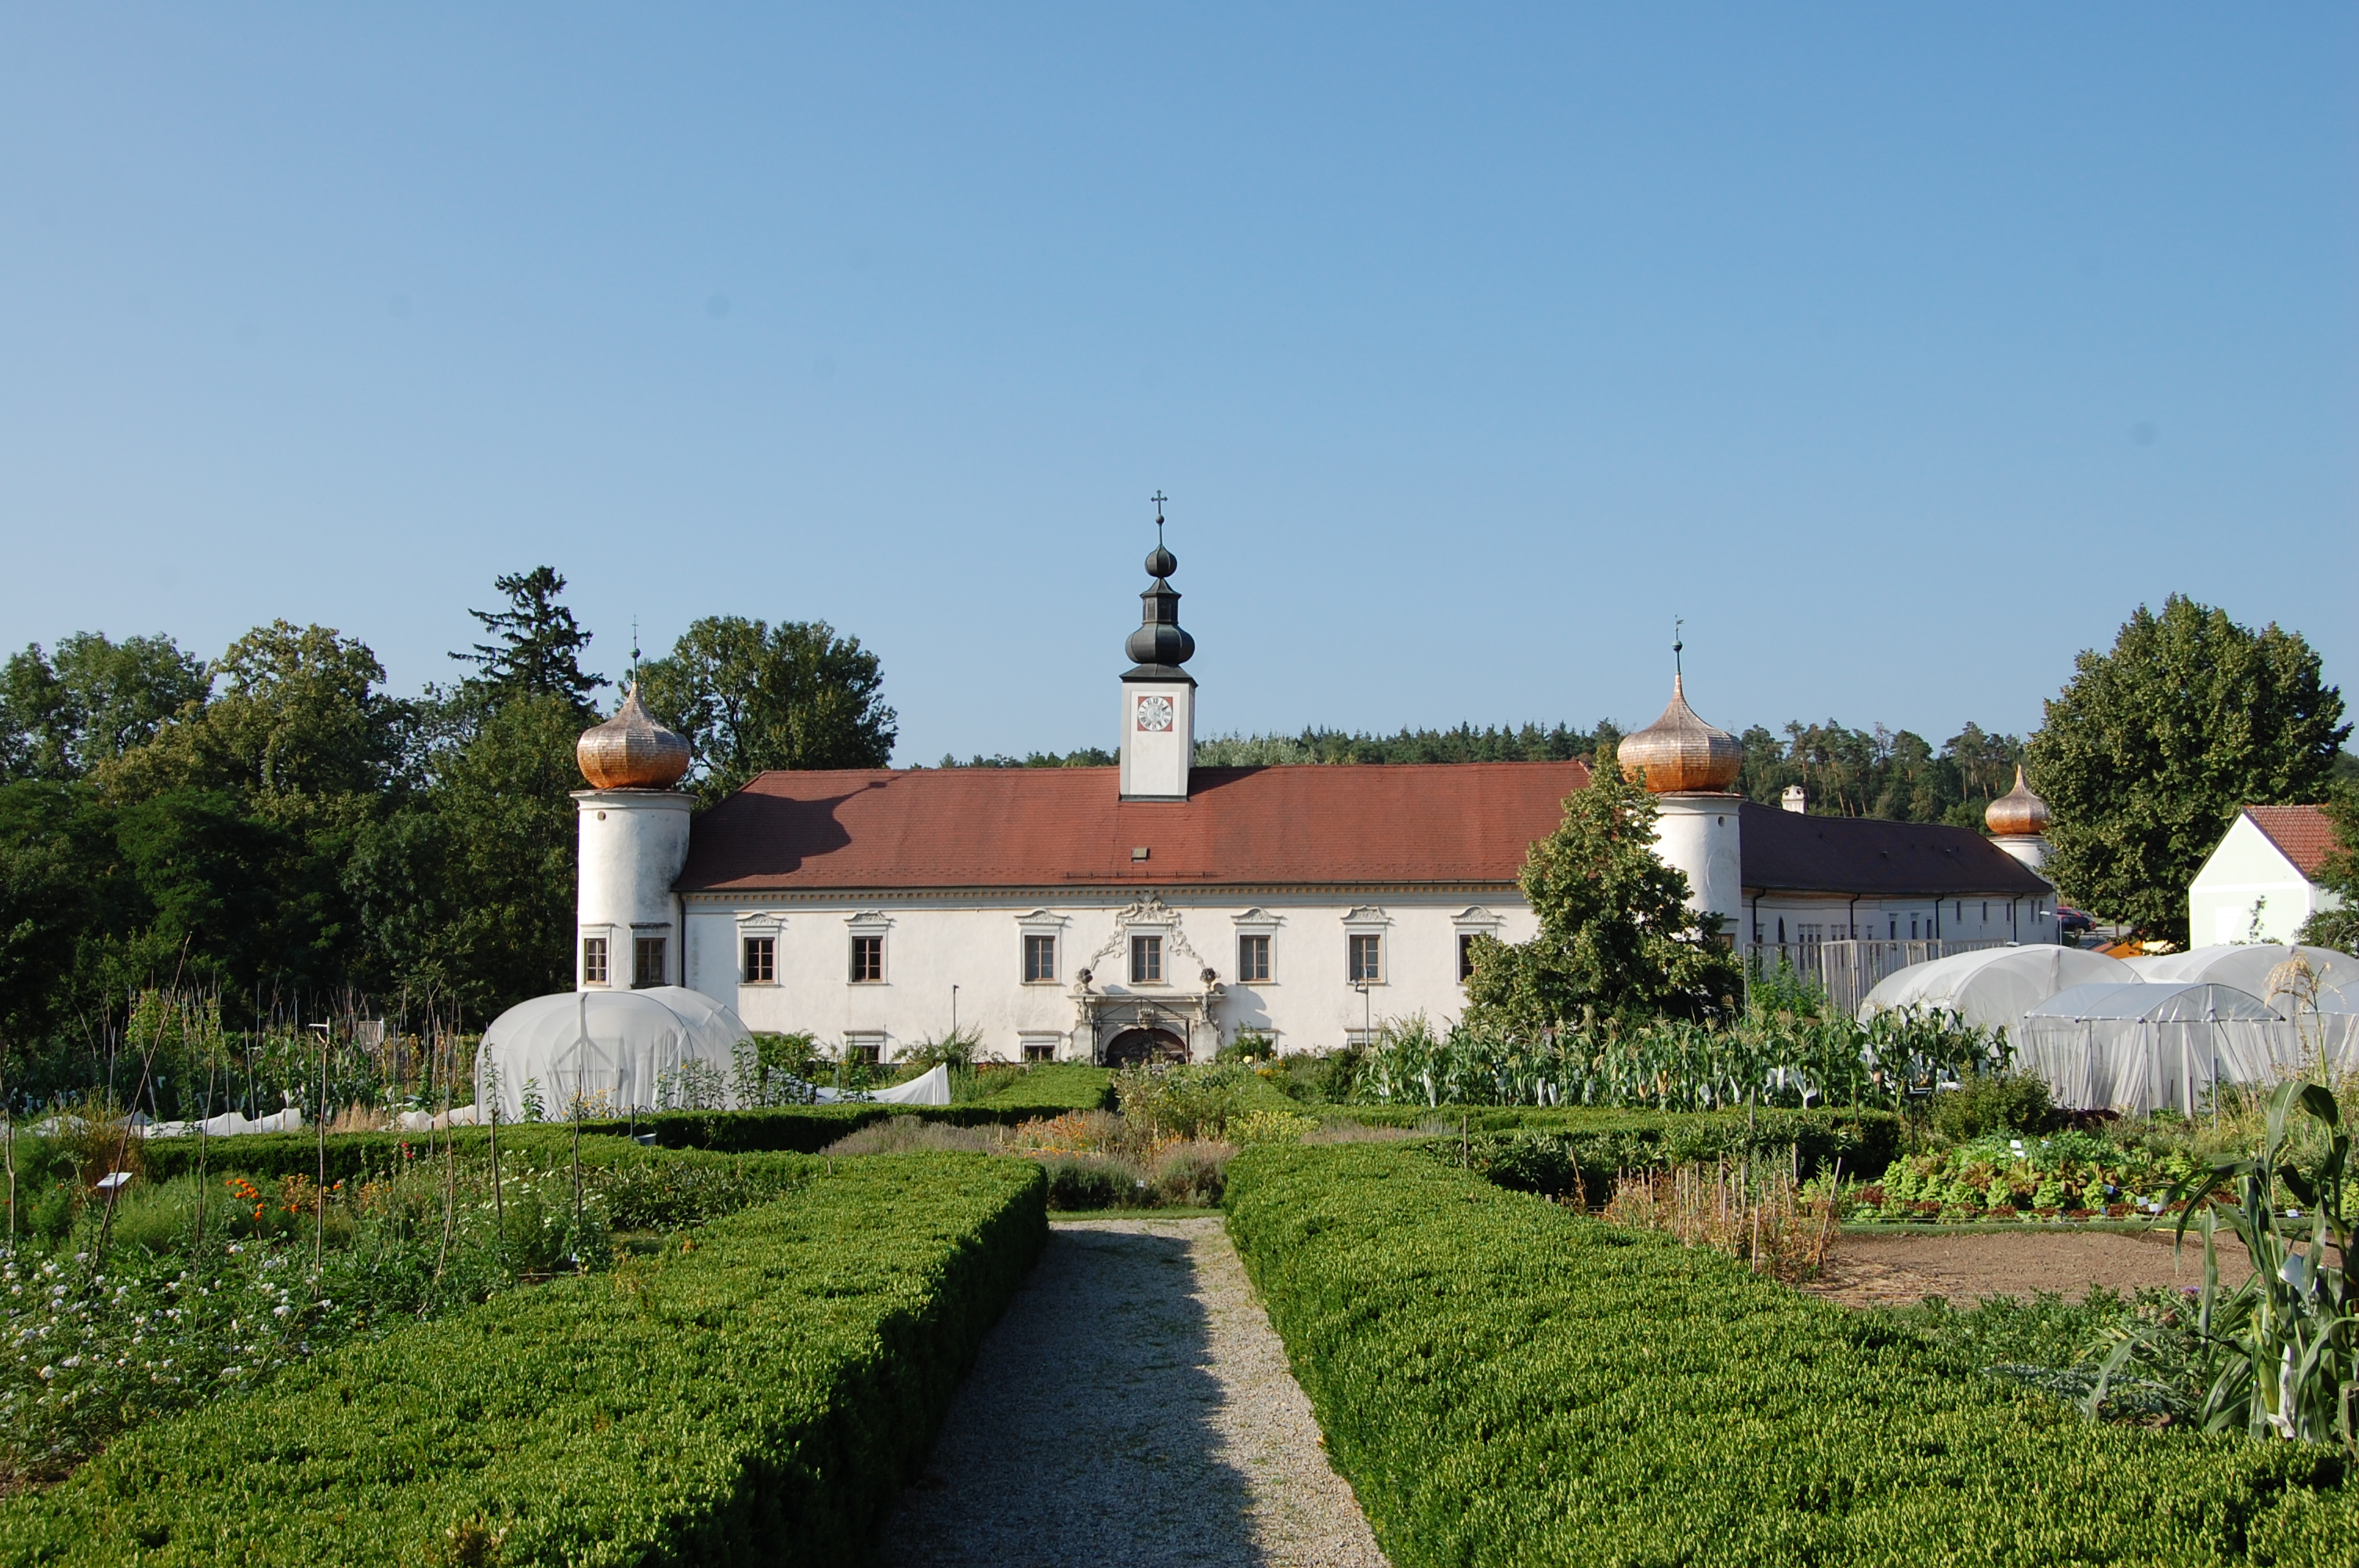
[639,617,896,803]
[1462,753,1743,1030]
[2026,596,2347,943]
[2297,784,2359,953]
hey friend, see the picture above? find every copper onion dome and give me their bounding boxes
[1984,765,2052,837]
[1617,674,1741,793]
[576,683,692,790]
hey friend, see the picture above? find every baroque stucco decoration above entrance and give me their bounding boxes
[1078,894,1212,986]
[1073,895,1222,1065]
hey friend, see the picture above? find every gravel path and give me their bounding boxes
[874,1216,1389,1568]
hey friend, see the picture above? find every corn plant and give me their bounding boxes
[2154,1080,2358,1450]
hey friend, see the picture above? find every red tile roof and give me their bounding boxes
[2245,804,2342,880]
[676,762,1592,893]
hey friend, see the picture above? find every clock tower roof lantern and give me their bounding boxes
[1123,503,1196,681]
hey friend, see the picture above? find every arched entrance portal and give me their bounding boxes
[1103,1028,1188,1068]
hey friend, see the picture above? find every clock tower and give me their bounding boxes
[1118,506,1197,801]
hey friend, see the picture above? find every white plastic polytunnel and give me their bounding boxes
[2120,944,2359,1014]
[1857,945,2135,1034]
[2016,981,2289,1115]
[475,987,754,1122]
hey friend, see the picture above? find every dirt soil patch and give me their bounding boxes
[1806,1227,2253,1308]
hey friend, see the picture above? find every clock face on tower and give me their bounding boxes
[1136,695,1175,733]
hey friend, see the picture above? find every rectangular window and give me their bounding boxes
[581,936,609,985]
[1023,934,1057,983]
[1131,934,1163,983]
[1349,933,1383,984]
[633,936,666,989]
[1021,1036,1058,1063]
[1238,934,1271,983]
[742,935,776,984]
[1457,934,1478,982]
[849,935,884,982]
[845,1034,882,1065]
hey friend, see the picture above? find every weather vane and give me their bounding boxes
[1673,616,1684,681]
[631,617,642,684]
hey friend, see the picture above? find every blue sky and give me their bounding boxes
[2,5,2352,763]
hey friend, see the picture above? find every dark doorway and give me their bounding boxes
[1103,1027,1188,1067]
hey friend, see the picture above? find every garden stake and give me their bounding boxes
[314,1014,327,1279]
[489,1078,505,1270]
[2,1034,13,1250]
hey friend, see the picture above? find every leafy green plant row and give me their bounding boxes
[0,1152,1048,1567]
[1223,1143,2359,1566]
[1332,1105,1902,1196]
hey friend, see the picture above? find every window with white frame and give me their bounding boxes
[742,935,776,983]
[1130,934,1163,984]
[849,934,884,982]
[1238,933,1271,983]
[1023,933,1057,983]
[844,1033,883,1066]
[1348,933,1383,984]
[1020,1033,1060,1063]
[633,935,666,989]
[581,936,609,985]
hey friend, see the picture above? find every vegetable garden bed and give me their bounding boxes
[1225,1142,2358,1566]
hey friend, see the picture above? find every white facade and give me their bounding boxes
[576,789,693,989]
[1746,891,2055,948]
[682,889,1534,1062]
[2190,812,2339,946]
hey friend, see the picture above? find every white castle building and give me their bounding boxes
[571,528,2058,1064]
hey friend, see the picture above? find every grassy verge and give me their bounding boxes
[0,1152,1046,1567]
[1224,1142,2357,1566]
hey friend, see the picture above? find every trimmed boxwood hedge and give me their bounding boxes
[1225,1143,2359,1566]
[133,1065,1115,1184]
[0,1152,1047,1567]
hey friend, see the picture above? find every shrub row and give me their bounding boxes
[1224,1143,2358,1566]
[129,1066,1115,1184]
[0,1152,1049,1567]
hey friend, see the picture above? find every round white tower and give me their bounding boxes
[574,684,696,989]
[1616,670,1744,935]
[1985,764,2053,878]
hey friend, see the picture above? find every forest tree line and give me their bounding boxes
[0,569,894,1107]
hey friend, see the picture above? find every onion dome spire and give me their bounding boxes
[1124,495,1195,676]
[1618,630,1740,793]
[576,682,692,789]
[1985,764,2052,837]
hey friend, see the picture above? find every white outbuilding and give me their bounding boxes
[2189,806,2343,947]
[1857,945,2135,1035]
